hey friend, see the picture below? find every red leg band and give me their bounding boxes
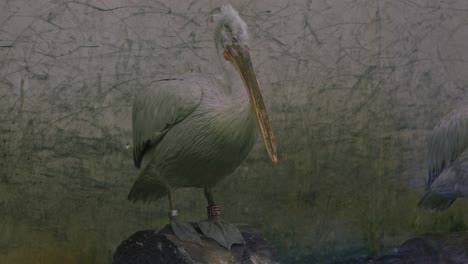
[207,204,221,218]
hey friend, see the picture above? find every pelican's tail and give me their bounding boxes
[128,167,168,202]
[418,192,455,211]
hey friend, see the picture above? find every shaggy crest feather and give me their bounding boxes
[214,5,249,49]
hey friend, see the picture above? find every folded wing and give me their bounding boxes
[427,107,468,190]
[132,78,203,168]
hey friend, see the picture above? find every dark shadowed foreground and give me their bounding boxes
[113,224,278,264]
[337,232,468,264]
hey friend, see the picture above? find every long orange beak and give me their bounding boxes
[224,45,278,166]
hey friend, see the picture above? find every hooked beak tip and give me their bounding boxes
[272,157,278,167]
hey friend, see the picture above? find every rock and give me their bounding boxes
[113,224,278,264]
[391,232,468,264]
[336,232,468,264]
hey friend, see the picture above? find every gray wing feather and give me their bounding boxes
[427,106,468,189]
[430,147,468,197]
[132,78,203,168]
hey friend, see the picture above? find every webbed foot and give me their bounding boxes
[169,216,201,244]
[198,217,245,249]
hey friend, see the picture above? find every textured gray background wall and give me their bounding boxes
[1,0,468,263]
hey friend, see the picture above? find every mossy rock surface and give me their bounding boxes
[113,224,278,264]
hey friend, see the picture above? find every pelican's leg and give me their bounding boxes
[198,187,245,249]
[168,190,201,243]
[204,187,219,219]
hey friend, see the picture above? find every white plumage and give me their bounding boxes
[129,73,257,201]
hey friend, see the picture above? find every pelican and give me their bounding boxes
[128,5,278,249]
[418,106,468,210]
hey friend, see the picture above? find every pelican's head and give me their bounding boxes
[215,5,278,167]
[215,5,249,51]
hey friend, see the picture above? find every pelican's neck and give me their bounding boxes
[219,57,249,105]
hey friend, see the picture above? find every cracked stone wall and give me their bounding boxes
[1,0,468,263]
